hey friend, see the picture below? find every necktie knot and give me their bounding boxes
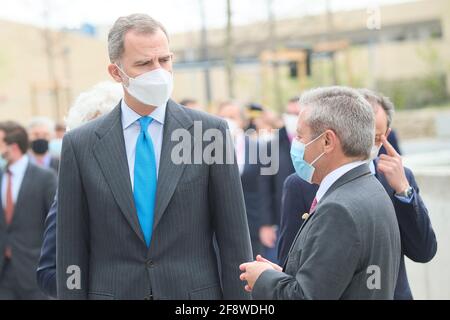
[139,116,153,132]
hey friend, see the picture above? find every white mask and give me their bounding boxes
[369,144,381,161]
[116,65,173,107]
[282,113,298,136]
[0,156,7,170]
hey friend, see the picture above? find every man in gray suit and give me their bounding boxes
[0,121,57,299]
[56,14,252,300]
[240,87,401,299]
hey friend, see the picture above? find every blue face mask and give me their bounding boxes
[0,156,7,171]
[49,139,63,158]
[290,132,326,184]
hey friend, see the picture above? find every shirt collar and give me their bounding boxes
[369,159,376,175]
[7,154,29,176]
[121,99,166,130]
[315,160,366,203]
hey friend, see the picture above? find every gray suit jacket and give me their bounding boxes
[0,163,57,290]
[252,164,401,300]
[56,99,253,300]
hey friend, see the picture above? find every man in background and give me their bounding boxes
[217,101,272,258]
[180,98,203,110]
[0,122,56,299]
[28,117,60,174]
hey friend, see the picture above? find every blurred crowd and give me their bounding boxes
[0,12,437,300]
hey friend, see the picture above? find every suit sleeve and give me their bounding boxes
[258,142,276,227]
[252,202,361,300]
[56,134,90,299]
[394,168,437,263]
[43,170,57,215]
[37,192,57,298]
[208,120,253,300]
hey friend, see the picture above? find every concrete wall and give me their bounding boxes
[403,168,450,299]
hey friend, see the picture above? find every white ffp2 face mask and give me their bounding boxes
[116,65,173,107]
[369,144,382,161]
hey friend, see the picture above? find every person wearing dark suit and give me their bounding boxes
[364,89,437,299]
[277,175,318,266]
[277,89,437,300]
[28,117,60,174]
[57,14,252,300]
[259,98,299,263]
[0,122,57,299]
[240,87,401,299]
[36,81,121,299]
[36,193,57,298]
[218,102,270,257]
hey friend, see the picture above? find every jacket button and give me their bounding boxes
[146,260,154,268]
[144,294,153,300]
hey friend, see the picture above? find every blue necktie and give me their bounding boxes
[134,117,157,247]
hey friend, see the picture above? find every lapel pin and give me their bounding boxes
[301,213,309,220]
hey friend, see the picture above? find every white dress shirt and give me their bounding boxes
[1,154,29,209]
[315,160,366,203]
[234,132,246,175]
[121,99,166,190]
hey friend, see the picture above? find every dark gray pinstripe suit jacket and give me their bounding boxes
[56,99,253,300]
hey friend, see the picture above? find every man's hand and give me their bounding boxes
[377,134,409,194]
[239,261,274,292]
[256,254,282,271]
[259,226,277,248]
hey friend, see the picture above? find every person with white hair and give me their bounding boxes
[36,81,121,299]
[28,117,59,173]
[65,81,123,131]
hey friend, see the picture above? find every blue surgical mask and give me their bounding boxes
[0,156,7,171]
[49,139,63,158]
[290,133,326,183]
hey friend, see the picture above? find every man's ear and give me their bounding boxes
[108,64,122,83]
[323,129,336,152]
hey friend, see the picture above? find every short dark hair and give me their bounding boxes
[358,88,395,128]
[180,98,197,106]
[288,96,300,103]
[55,122,66,132]
[0,121,29,155]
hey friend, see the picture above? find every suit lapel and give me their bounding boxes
[152,100,193,233]
[282,164,371,270]
[282,205,317,270]
[93,103,145,244]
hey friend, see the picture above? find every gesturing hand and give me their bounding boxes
[239,261,273,292]
[377,134,409,194]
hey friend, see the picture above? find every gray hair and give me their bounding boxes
[300,86,375,160]
[65,81,123,130]
[28,116,55,134]
[108,13,168,63]
[357,88,395,128]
